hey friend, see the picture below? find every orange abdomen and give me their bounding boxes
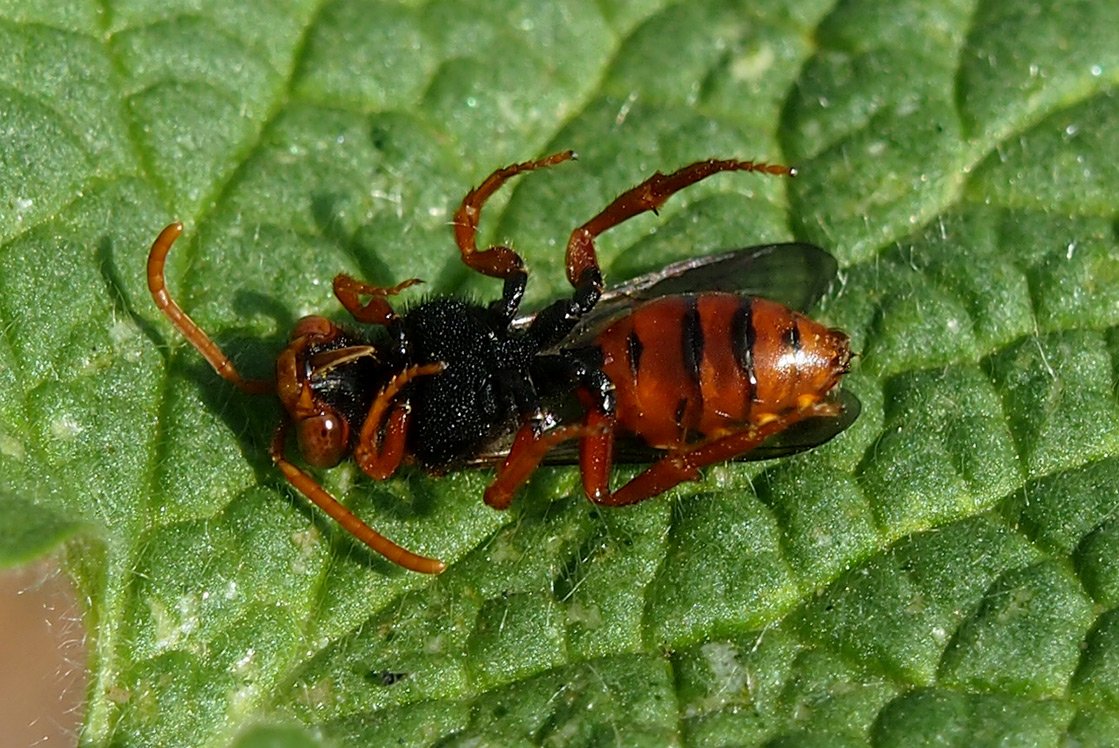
[593,294,850,450]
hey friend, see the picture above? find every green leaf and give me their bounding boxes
[0,491,87,567]
[1,0,1116,745]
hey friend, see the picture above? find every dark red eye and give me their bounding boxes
[297,412,349,468]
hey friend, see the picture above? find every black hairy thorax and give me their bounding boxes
[397,297,520,469]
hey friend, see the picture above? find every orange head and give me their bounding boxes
[275,316,380,468]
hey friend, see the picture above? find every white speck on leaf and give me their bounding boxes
[50,414,83,441]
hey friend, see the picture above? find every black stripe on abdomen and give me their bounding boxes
[784,318,801,352]
[626,328,643,382]
[731,298,757,398]
[681,297,703,385]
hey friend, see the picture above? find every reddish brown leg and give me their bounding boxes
[585,402,838,507]
[333,274,423,325]
[147,222,273,394]
[565,159,797,288]
[484,421,600,510]
[453,150,576,280]
[579,406,616,503]
[270,421,445,574]
[353,362,446,480]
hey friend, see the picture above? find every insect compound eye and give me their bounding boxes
[297,411,350,468]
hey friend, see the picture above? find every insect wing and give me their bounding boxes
[599,242,837,311]
[736,389,861,460]
[512,242,838,336]
[464,390,860,468]
[583,389,860,464]
[538,242,838,344]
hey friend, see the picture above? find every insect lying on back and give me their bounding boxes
[147,151,856,574]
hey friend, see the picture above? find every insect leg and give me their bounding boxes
[147,223,273,394]
[333,275,422,325]
[353,362,446,480]
[522,274,602,349]
[270,419,446,574]
[565,158,796,290]
[591,401,838,507]
[483,421,597,510]
[576,366,617,503]
[453,150,576,281]
[484,354,616,509]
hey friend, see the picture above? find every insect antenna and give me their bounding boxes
[147,222,274,395]
[270,421,446,574]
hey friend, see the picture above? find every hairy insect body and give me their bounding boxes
[148,151,856,573]
[399,298,514,469]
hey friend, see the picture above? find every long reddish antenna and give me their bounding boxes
[147,222,273,394]
[148,222,445,573]
[271,423,446,574]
